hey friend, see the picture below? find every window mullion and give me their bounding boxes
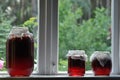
[111,0,119,75]
[38,0,58,75]
[51,0,58,74]
[38,0,46,74]
[118,0,120,74]
[45,0,58,74]
[45,0,52,74]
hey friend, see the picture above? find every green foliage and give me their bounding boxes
[3,0,33,25]
[59,0,111,71]
[0,7,13,60]
[59,0,83,60]
[23,17,38,33]
[59,59,68,71]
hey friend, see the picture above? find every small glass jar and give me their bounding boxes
[90,51,112,76]
[6,27,34,77]
[67,50,87,76]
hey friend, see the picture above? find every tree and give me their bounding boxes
[0,0,38,25]
[0,7,13,60]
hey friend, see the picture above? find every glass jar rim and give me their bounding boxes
[66,50,87,61]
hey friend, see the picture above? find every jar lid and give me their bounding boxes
[10,27,29,35]
[66,50,87,61]
[9,27,32,38]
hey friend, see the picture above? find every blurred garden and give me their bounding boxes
[58,0,111,71]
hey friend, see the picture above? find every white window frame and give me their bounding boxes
[111,0,120,75]
[37,0,58,75]
[36,0,120,76]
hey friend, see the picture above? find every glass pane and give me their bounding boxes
[0,0,38,71]
[58,0,111,72]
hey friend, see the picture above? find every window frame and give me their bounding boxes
[37,0,58,75]
[111,0,119,75]
[37,0,119,76]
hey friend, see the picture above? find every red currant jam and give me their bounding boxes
[6,36,34,77]
[68,56,85,76]
[91,58,112,76]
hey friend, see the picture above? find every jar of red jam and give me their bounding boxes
[90,51,112,76]
[6,27,34,77]
[67,50,87,76]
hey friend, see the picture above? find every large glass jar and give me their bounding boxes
[6,27,34,77]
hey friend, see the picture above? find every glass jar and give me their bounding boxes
[67,50,87,76]
[90,51,112,76]
[6,27,34,77]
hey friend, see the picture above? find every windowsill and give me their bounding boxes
[0,74,120,80]
[0,71,119,80]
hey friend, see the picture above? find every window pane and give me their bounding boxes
[58,0,111,71]
[0,0,38,71]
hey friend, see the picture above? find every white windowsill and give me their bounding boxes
[0,74,119,80]
[0,71,119,80]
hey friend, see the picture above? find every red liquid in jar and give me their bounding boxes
[6,36,34,77]
[91,58,112,76]
[68,56,85,76]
